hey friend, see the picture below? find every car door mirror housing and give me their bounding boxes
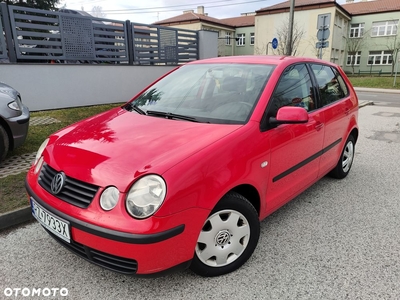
[269,106,309,125]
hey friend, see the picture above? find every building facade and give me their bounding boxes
[342,0,400,74]
[154,0,399,72]
[220,14,255,56]
[154,7,255,56]
[255,0,351,66]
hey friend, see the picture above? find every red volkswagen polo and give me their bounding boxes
[26,56,358,277]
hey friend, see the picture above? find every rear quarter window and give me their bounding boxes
[311,64,348,107]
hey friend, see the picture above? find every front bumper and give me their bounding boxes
[25,180,209,276]
[6,104,30,149]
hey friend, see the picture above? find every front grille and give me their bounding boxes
[39,163,99,208]
[45,228,138,275]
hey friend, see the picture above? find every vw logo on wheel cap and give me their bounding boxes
[50,172,66,195]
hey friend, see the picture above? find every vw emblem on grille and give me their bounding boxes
[50,172,66,195]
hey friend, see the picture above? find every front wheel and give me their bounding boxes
[190,192,260,277]
[330,135,355,179]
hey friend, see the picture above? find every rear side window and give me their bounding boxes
[311,64,348,107]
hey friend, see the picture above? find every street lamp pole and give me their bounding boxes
[286,0,295,56]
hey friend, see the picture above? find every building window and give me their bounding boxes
[371,20,398,37]
[225,32,231,45]
[346,51,361,65]
[349,23,364,38]
[250,33,254,45]
[368,50,393,65]
[236,33,245,46]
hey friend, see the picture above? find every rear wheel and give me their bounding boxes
[0,125,9,161]
[190,192,260,277]
[330,135,355,179]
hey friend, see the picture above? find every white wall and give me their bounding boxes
[1,64,175,111]
[199,30,218,59]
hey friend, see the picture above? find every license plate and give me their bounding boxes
[31,198,71,243]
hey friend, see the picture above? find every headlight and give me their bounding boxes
[34,157,44,174]
[100,186,120,211]
[8,100,21,111]
[126,175,166,219]
[34,138,49,166]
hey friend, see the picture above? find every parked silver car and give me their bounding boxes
[0,82,30,161]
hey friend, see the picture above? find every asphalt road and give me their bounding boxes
[357,90,400,107]
[1,102,400,300]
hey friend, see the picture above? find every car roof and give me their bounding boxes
[187,55,338,68]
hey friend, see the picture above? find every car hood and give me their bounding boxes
[45,108,241,191]
[0,82,18,101]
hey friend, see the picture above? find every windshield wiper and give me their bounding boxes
[125,103,146,115]
[146,110,200,122]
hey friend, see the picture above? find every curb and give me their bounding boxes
[359,101,374,108]
[0,206,34,231]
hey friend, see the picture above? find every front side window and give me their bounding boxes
[268,64,314,117]
[346,51,361,66]
[349,23,364,38]
[311,64,347,107]
[368,50,392,65]
[236,33,245,46]
[130,64,274,124]
[371,20,399,36]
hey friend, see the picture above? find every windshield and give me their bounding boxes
[129,63,274,124]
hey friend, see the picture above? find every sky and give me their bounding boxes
[58,0,351,24]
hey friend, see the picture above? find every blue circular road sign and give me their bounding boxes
[272,38,278,49]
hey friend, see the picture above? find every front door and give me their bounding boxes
[263,64,325,213]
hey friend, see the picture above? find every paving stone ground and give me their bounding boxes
[0,152,36,178]
[0,116,60,178]
[29,116,60,126]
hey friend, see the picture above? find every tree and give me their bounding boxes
[384,34,400,76]
[4,0,60,10]
[345,31,369,75]
[275,18,305,56]
[91,6,107,18]
[307,36,326,59]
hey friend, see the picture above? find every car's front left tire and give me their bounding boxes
[190,192,260,277]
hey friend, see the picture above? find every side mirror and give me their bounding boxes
[269,106,309,125]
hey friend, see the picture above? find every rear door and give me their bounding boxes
[310,64,355,176]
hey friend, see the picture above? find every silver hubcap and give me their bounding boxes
[342,140,354,173]
[195,209,250,267]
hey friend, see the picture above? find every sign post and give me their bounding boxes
[316,13,331,59]
[266,38,278,55]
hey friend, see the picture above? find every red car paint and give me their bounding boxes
[26,56,358,276]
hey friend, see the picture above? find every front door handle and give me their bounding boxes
[315,123,324,131]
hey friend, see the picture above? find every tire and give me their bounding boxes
[329,135,355,179]
[190,192,260,277]
[0,125,10,161]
